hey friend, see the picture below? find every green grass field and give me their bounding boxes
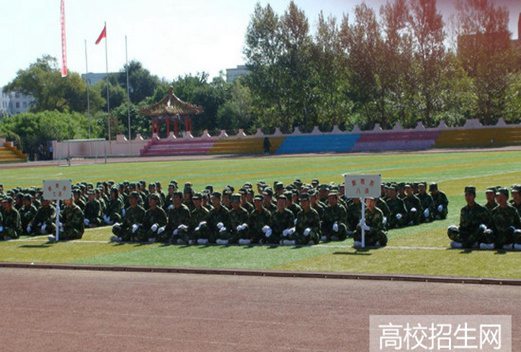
[1,150,521,279]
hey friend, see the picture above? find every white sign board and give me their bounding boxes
[344,174,381,199]
[43,179,72,200]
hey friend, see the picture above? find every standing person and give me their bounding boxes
[263,137,271,155]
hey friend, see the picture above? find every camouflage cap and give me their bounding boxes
[262,188,274,197]
[148,193,160,202]
[231,194,241,202]
[496,188,509,198]
[253,195,264,201]
[192,192,203,200]
[211,192,222,199]
[464,186,476,195]
[485,188,496,194]
[511,185,521,193]
[274,182,284,190]
[129,191,140,199]
[172,191,183,198]
[429,183,438,191]
[23,194,32,201]
[277,194,287,201]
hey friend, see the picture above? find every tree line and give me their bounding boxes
[1,0,520,159]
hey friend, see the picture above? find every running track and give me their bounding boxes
[1,268,520,351]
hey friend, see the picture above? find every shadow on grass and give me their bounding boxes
[19,244,52,249]
[333,250,372,256]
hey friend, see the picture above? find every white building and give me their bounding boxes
[226,65,250,83]
[0,88,34,116]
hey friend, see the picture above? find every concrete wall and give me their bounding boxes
[52,119,521,159]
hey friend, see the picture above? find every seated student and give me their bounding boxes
[229,194,250,245]
[103,188,123,225]
[416,183,434,223]
[207,192,232,245]
[430,183,449,220]
[447,186,492,249]
[354,197,388,248]
[28,197,56,235]
[248,194,272,244]
[385,185,408,228]
[111,192,146,242]
[271,195,295,245]
[84,191,102,228]
[403,184,422,226]
[0,197,21,240]
[491,188,521,250]
[166,191,191,244]
[141,194,168,243]
[294,193,321,245]
[346,197,361,236]
[189,193,210,245]
[321,191,348,242]
[510,185,521,216]
[48,197,84,242]
[19,194,37,235]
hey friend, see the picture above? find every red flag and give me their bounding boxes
[95,24,106,45]
[60,0,68,77]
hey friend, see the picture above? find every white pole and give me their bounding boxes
[55,201,60,242]
[361,197,366,248]
[105,21,111,144]
[125,35,131,142]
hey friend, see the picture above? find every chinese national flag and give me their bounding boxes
[95,24,106,45]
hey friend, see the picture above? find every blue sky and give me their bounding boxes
[1,0,520,87]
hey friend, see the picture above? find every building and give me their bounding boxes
[81,72,117,86]
[226,65,250,83]
[0,88,34,117]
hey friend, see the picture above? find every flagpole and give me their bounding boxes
[125,35,131,142]
[104,21,111,143]
[84,39,91,139]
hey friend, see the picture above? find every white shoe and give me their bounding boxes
[281,240,296,246]
[450,241,463,249]
[503,244,513,250]
[110,235,121,243]
[216,239,229,245]
[188,240,195,245]
[320,236,328,242]
[197,239,209,245]
[513,244,521,251]
[479,243,495,250]
[238,239,251,245]
[353,241,362,248]
[148,238,156,243]
[308,240,315,245]
[48,235,56,242]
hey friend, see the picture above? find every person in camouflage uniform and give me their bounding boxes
[166,191,191,244]
[271,195,295,245]
[295,193,321,245]
[484,188,498,211]
[346,198,362,236]
[430,183,449,220]
[84,191,102,228]
[140,194,168,242]
[447,186,492,249]
[240,189,254,214]
[262,188,277,215]
[491,188,521,250]
[417,183,434,223]
[386,186,408,228]
[73,189,86,211]
[0,197,21,240]
[207,192,232,244]
[48,197,84,242]
[310,190,325,219]
[228,194,250,244]
[248,194,272,244]
[321,191,348,241]
[510,185,521,216]
[111,192,146,242]
[28,198,56,235]
[354,198,388,247]
[403,184,422,226]
[287,191,302,217]
[19,194,37,234]
[103,188,123,225]
[190,193,211,244]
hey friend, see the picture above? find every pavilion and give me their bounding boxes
[140,87,204,138]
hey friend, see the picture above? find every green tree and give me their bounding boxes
[117,61,161,104]
[216,80,254,132]
[5,56,104,113]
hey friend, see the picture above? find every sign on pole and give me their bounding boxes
[344,174,381,248]
[43,180,72,241]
